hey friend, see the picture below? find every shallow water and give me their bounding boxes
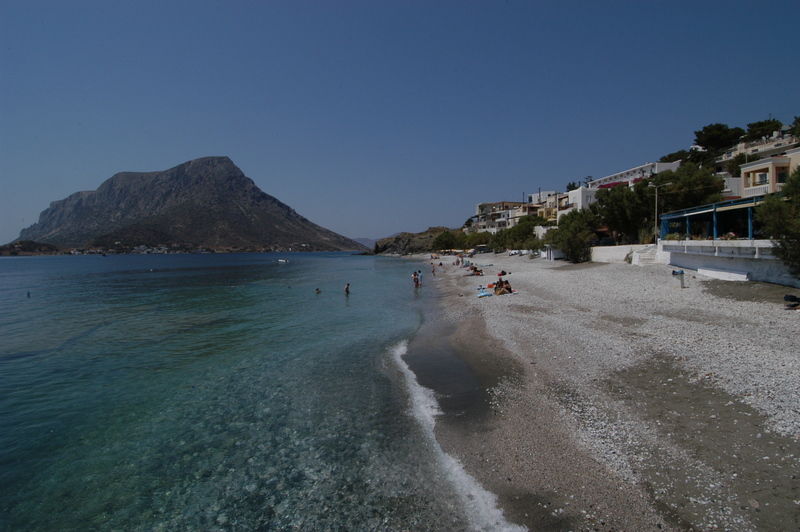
[0,253,491,530]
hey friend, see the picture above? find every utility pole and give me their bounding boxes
[649,182,672,241]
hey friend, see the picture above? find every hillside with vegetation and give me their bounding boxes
[373,227,454,254]
[0,240,60,256]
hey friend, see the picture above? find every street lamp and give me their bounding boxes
[648,182,672,241]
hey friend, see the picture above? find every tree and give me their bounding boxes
[544,209,598,263]
[432,230,458,251]
[594,184,650,244]
[693,123,745,153]
[566,181,580,191]
[744,119,782,142]
[660,149,690,163]
[725,153,760,176]
[594,163,723,244]
[789,116,800,138]
[653,162,724,213]
[756,167,800,278]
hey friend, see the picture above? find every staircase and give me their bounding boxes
[631,245,658,266]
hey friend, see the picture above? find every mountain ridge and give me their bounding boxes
[17,157,366,251]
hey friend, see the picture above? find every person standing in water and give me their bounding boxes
[344,283,350,296]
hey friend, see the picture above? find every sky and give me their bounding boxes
[1,0,798,244]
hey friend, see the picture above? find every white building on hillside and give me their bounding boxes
[527,190,557,204]
[557,186,597,220]
[469,201,526,234]
[716,127,798,165]
[587,161,681,190]
[723,146,800,198]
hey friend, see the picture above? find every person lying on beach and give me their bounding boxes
[466,265,483,276]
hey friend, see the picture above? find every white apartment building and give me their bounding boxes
[587,161,681,190]
[469,201,526,234]
[527,190,557,204]
[557,186,597,220]
[716,128,798,165]
[723,146,800,199]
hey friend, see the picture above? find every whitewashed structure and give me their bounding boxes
[587,161,681,190]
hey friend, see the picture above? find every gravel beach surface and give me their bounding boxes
[416,254,800,531]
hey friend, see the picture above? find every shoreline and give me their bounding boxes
[406,254,800,530]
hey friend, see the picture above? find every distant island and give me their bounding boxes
[13,156,366,254]
[0,240,61,256]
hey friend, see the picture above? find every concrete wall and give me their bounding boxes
[658,240,800,287]
[591,244,649,263]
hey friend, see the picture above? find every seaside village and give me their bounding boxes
[458,122,800,287]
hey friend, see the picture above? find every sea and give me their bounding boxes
[0,253,517,531]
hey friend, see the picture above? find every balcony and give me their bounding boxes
[743,183,770,196]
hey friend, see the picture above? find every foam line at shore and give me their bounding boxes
[390,340,525,532]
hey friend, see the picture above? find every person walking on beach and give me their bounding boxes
[344,283,350,296]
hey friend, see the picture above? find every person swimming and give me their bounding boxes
[315,288,321,294]
[344,283,350,295]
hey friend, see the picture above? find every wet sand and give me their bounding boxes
[411,254,800,531]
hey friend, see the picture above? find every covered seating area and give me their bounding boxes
[659,196,765,240]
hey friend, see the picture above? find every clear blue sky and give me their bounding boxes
[2,0,798,244]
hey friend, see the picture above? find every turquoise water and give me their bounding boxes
[0,253,486,530]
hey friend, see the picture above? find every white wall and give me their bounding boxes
[591,244,649,263]
[658,240,799,287]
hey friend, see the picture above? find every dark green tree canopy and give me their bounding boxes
[725,153,760,177]
[790,116,800,138]
[654,162,724,213]
[566,181,580,191]
[594,163,723,244]
[744,119,783,142]
[693,123,745,153]
[544,209,598,263]
[432,230,458,251]
[594,184,649,244]
[659,149,690,163]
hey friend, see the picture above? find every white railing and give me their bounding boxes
[743,184,770,197]
[660,239,775,259]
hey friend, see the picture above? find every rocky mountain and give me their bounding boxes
[17,157,366,251]
[374,227,453,254]
[352,237,377,250]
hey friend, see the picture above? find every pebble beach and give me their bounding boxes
[419,254,800,531]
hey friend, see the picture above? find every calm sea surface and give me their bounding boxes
[0,253,515,531]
